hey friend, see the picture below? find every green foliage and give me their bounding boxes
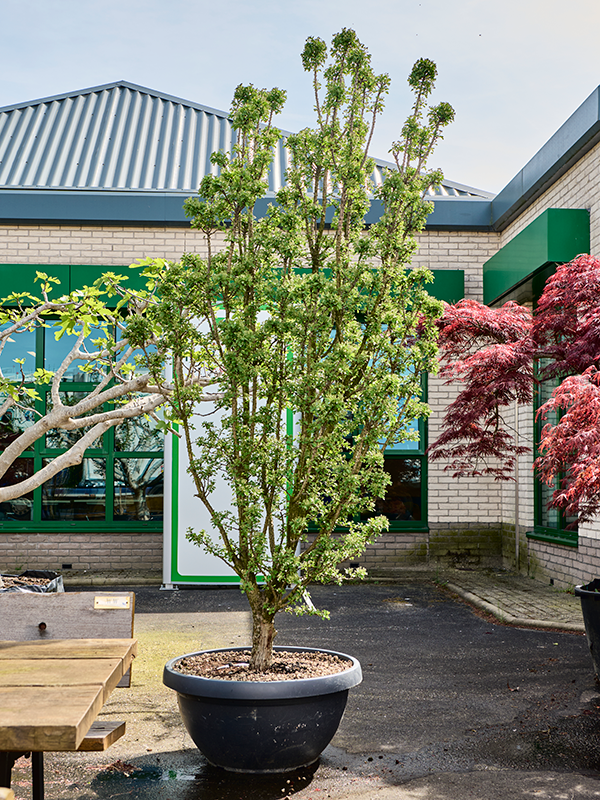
[1,296,112,406]
[137,30,453,669]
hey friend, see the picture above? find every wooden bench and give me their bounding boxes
[78,720,127,751]
[0,591,135,796]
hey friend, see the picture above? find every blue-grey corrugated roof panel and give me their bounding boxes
[0,81,240,192]
[0,81,491,200]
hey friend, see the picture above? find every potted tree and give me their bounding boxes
[132,29,454,772]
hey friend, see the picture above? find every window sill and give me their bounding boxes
[526,529,578,548]
[0,521,163,532]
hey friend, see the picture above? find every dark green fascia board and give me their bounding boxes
[0,263,149,306]
[491,87,600,230]
[483,208,590,306]
[0,190,194,226]
[410,197,493,230]
[0,190,494,231]
[1,262,463,305]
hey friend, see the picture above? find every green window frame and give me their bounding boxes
[365,373,428,532]
[0,319,164,532]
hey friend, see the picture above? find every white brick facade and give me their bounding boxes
[496,142,600,585]
[0,531,162,573]
[414,230,499,300]
[0,205,594,583]
[2,129,600,583]
[0,224,216,264]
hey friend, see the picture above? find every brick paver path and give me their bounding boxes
[446,570,584,629]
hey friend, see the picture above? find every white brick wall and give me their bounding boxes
[0,225,220,264]
[427,374,503,526]
[416,231,505,529]
[0,226,501,297]
[0,531,162,573]
[414,230,500,301]
[499,395,535,531]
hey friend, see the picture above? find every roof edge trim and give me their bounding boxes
[0,80,231,120]
[0,189,494,229]
[491,87,600,230]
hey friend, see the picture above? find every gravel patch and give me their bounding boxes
[173,649,352,681]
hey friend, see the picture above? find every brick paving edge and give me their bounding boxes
[444,582,585,633]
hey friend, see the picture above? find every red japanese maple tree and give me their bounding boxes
[429,254,600,524]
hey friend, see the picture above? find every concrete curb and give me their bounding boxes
[62,575,161,587]
[445,582,586,632]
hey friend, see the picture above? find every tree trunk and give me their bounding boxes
[133,486,150,520]
[250,610,277,672]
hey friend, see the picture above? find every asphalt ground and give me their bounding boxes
[8,577,600,800]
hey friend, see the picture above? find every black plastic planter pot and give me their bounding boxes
[0,570,63,593]
[575,580,600,679]
[163,646,362,773]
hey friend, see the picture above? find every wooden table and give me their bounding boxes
[0,638,137,799]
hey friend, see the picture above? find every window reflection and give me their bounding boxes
[114,457,163,521]
[385,418,421,451]
[0,323,36,381]
[538,480,559,529]
[0,458,34,520]
[44,324,111,382]
[114,411,164,452]
[45,392,103,451]
[362,457,422,522]
[41,459,106,521]
[116,326,157,376]
[0,400,37,450]
[535,368,577,533]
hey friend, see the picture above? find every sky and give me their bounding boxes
[2,0,600,195]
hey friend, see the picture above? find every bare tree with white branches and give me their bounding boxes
[0,269,219,503]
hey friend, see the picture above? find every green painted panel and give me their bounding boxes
[547,208,591,258]
[483,209,590,305]
[0,264,151,308]
[0,264,70,304]
[428,270,464,303]
[70,264,149,296]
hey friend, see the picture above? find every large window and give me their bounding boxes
[360,394,427,530]
[0,321,163,530]
[529,368,577,547]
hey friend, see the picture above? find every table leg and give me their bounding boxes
[0,752,28,790]
[31,753,44,800]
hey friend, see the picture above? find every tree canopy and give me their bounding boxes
[130,29,454,669]
[0,30,454,670]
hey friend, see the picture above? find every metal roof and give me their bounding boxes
[0,81,492,199]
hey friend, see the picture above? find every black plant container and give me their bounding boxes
[575,580,600,679]
[163,646,362,773]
